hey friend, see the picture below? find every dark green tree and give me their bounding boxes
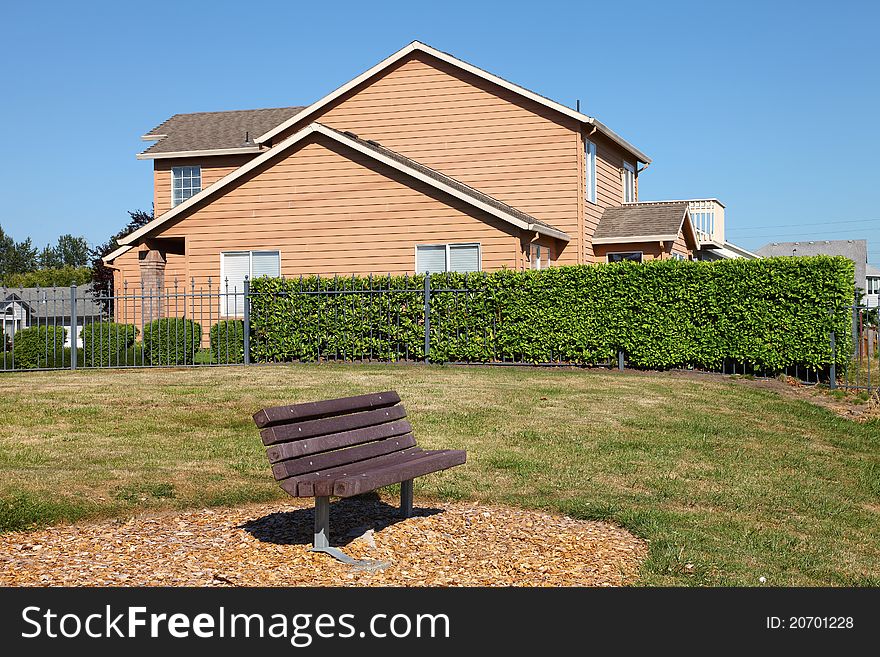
[90,208,154,299]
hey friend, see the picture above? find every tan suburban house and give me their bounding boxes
[105,41,739,299]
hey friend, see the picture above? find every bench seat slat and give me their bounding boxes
[265,420,413,463]
[332,449,467,497]
[279,447,430,497]
[261,405,407,446]
[253,391,400,428]
[271,434,417,480]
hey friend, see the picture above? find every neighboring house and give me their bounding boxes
[864,264,880,308]
[756,239,868,297]
[1,288,102,348]
[104,40,744,317]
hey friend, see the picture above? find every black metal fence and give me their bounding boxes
[2,279,878,393]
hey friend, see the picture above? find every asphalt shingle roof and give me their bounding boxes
[141,107,306,155]
[594,202,689,241]
[756,239,867,286]
[1,287,103,318]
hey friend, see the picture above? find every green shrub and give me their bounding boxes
[249,256,854,371]
[210,320,245,363]
[0,266,92,288]
[11,326,68,369]
[142,318,201,366]
[81,322,138,367]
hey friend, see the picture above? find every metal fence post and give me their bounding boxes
[829,331,836,389]
[243,276,251,365]
[618,349,624,371]
[70,284,77,370]
[424,274,431,363]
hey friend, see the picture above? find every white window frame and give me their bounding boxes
[414,243,481,273]
[531,243,551,270]
[868,277,880,295]
[606,251,643,264]
[584,138,597,204]
[219,250,281,316]
[171,166,202,207]
[622,161,636,203]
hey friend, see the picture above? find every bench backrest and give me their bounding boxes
[253,391,415,482]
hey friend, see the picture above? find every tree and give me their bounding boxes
[90,208,153,299]
[38,234,90,269]
[0,225,38,279]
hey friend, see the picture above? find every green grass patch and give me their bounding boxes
[0,364,878,586]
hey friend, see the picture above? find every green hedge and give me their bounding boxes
[81,322,138,367]
[142,318,201,366]
[210,320,245,364]
[249,256,854,371]
[11,326,68,369]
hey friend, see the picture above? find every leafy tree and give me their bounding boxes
[2,266,92,288]
[0,225,38,278]
[38,234,90,269]
[90,208,153,298]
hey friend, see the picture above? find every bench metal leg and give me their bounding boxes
[313,495,330,549]
[309,496,391,570]
[400,479,413,518]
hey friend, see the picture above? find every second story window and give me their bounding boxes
[622,162,635,203]
[584,139,597,204]
[868,277,880,295]
[172,166,201,207]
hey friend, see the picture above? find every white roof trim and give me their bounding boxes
[102,244,134,264]
[141,133,167,141]
[593,234,680,245]
[136,146,263,160]
[119,123,569,246]
[254,41,651,164]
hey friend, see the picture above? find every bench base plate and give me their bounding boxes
[310,546,391,571]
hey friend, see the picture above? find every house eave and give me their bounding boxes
[593,234,679,245]
[136,146,264,160]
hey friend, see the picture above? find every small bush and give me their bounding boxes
[81,322,138,367]
[210,320,245,364]
[142,317,201,365]
[11,326,67,369]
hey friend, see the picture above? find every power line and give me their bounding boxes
[735,217,880,231]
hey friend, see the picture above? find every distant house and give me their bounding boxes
[866,264,880,308]
[0,288,102,347]
[756,239,867,297]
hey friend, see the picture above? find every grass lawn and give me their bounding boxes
[0,363,877,586]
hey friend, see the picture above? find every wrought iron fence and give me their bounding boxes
[2,278,877,394]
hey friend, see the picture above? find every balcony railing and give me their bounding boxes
[687,199,725,247]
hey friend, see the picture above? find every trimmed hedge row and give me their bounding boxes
[210,320,245,364]
[249,256,855,370]
[142,318,201,365]
[81,322,138,367]
[11,326,68,369]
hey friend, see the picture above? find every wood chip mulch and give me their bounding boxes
[0,497,647,587]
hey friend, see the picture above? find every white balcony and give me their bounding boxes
[686,199,725,248]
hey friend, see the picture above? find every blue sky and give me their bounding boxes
[1,0,877,261]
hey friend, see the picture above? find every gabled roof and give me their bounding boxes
[254,41,651,164]
[112,122,569,255]
[138,107,305,159]
[594,202,697,247]
[1,288,102,318]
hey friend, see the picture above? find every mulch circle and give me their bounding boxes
[0,495,647,586]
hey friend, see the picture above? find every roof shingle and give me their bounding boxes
[141,107,305,155]
[594,202,689,241]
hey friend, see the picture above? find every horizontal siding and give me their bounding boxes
[271,52,582,265]
[153,154,254,217]
[137,135,529,292]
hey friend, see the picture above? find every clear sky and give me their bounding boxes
[1,0,877,261]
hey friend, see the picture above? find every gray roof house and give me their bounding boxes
[756,239,867,291]
[1,287,103,347]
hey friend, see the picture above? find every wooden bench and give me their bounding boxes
[254,390,466,563]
